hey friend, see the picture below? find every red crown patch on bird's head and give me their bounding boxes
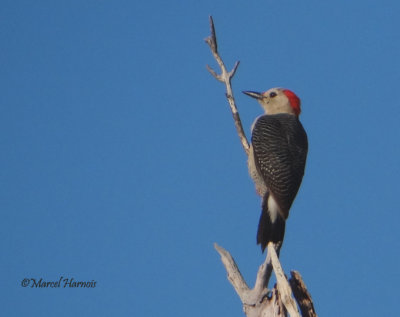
[283,89,301,116]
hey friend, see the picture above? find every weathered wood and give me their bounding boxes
[268,244,300,317]
[289,271,317,317]
[214,243,278,316]
[205,16,249,156]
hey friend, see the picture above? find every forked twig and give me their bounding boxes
[214,243,273,316]
[205,16,250,155]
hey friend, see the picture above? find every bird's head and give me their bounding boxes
[243,88,301,116]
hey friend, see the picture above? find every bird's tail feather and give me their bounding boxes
[257,193,286,253]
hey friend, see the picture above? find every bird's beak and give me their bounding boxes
[242,91,263,100]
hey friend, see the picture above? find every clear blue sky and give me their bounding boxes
[2,0,400,316]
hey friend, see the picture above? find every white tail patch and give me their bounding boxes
[267,195,280,223]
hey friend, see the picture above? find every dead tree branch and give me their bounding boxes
[289,271,317,317]
[268,244,301,317]
[215,243,316,317]
[214,243,277,317]
[213,243,251,303]
[205,16,250,156]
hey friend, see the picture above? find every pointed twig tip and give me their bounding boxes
[214,242,223,252]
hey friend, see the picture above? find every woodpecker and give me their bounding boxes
[243,88,308,252]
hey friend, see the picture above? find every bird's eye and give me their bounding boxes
[269,92,277,98]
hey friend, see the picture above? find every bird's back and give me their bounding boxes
[251,114,308,218]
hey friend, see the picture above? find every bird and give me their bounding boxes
[242,88,308,252]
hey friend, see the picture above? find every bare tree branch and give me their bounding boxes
[215,243,316,317]
[268,243,301,317]
[205,16,250,155]
[252,251,272,300]
[214,243,278,317]
[289,271,317,317]
[214,243,250,303]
